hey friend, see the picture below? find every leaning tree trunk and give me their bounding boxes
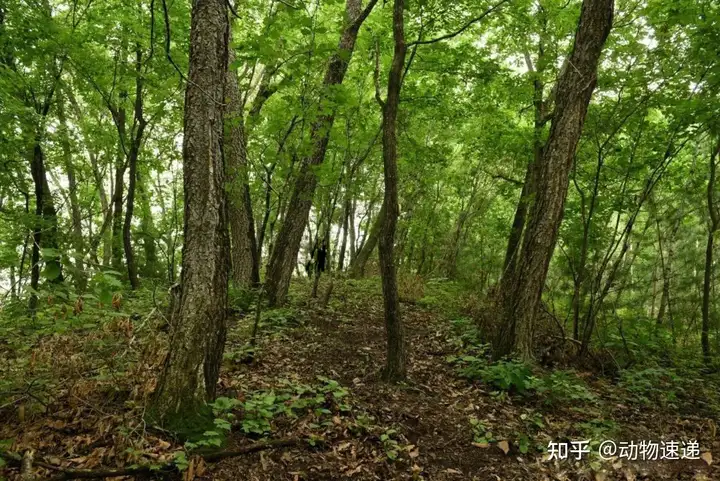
[225,46,260,287]
[264,0,378,306]
[349,203,384,278]
[378,0,407,382]
[149,0,230,434]
[494,0,614,361]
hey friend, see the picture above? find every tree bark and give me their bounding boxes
[264,0,378,306]
[29,141,63,311]
[149,0,230,433]
[378,0,407,381]
[702,138,720,364]
[57,90,87,291]
[225,47,260,287]
[494,0,614,361]
[123,46,147,290]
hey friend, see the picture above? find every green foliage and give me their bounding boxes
[618,367,685,407]
[533,371,596,406]
[379,428,401,461]
[228,285,256,313]
[469,416,496,444]
[477,360,535,395]
[450,356,595,406]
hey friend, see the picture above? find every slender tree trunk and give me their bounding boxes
[349,203,384,278]
[149,0,230,433]
[378,0,407,381]
[494,0,614,361]
[138,171,159,277]
[503,36,547,275]
[264,0,378,306]
[702,139,720,364]
[123,46,147,290]
[338,196,351,270]
[57,91,86,291]
[29,141,63,311]
[111,108,126,272]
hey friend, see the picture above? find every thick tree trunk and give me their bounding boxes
[378,0,407,382]
[264,0,378,306]
[225,47,260,287]
[149,0,230,434]
[494,0,614,361]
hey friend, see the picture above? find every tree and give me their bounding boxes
[264,0,378,306]
[702,137,720,364]
[494,0,614,360]
[148,0,230,433]
[377,0,407,381]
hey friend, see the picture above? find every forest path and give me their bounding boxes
[215,281,521,480]
[213,278,718,481]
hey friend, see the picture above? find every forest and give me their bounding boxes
[0,0,719,478]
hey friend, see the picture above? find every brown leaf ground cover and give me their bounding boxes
[1,277,718,480]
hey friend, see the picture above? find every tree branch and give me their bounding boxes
[408,0,512,46]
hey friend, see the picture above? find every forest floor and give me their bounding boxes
[1,277,719,480]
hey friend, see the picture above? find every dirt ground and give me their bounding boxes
[1,278,718,480]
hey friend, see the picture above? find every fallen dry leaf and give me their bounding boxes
[498,440,510,455]
[701,452,713,465]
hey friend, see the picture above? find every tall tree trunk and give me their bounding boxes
[502,35,547,275]
[378,0,407,381]
[493,0,614,361]
[264,0,378,306]
[111,107,126,272]
[29,141,63,312]
[338,196,351,270]
[702,139,720,364]
[57,90,86,291]
[122,46,147,290]
[225,47,260,287]
[138,171,159,277]
[149,0,230,433]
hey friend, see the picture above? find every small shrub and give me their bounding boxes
[533,370,596,406]
[479,360,535,394]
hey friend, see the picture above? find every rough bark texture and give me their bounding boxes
[494,0,614,361]
[225,47,260,287]
[264,0,378,306]
[378,0,407,382]
[149,0,230,433]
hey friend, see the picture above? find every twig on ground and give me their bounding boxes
[0,438,310,480]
